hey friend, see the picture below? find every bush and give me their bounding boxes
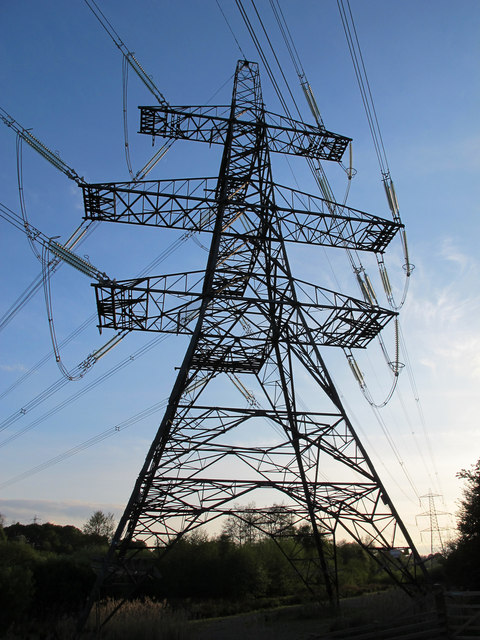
[4,522,107,553]
[88,598,190,640]
[33,555,96,615]
[0,541,39,631]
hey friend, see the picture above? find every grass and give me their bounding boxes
[330,588,436,631]
[0,589,436,639]
[2,598,190,640]
[86,598,191,640]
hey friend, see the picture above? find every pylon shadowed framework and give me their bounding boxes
[81,60,427,617]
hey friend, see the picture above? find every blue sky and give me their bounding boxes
[0,0,479,554]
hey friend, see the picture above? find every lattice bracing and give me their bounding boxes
[82,60,427,619]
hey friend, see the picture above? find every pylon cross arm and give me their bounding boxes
[82,178,400,252]
[139,104,350,162]
[93,273,395,349]
[82,177,218,232]
[274,183,401,252]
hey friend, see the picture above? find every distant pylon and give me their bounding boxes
[417,491,449,556]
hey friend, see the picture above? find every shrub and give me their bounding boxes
[88,598,190,640]
[33,555,96,615]
[0,541,39,631]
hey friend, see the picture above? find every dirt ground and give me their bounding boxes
[190,605,332,640]
[189,590,424,640]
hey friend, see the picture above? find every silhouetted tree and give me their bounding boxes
[222,503,260,544]
[262,504,295,536]
[0,541,38,631]
[4,521,106,552]
[0,514,5,543]
[82,510,115,541]
[445,458,480,587]
[457,459,480,543]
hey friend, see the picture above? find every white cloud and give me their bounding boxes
[434,337,480,381]
[69,183,84,211]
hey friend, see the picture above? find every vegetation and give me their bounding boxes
[456,459,480,544]
[0,507,398,636]
[444,457,480,587]
[82,510,116,542]
[89,598,190,640]
[0,514,112,634]
[4,460,480,636]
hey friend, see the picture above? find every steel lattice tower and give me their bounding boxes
[81,60,427,612]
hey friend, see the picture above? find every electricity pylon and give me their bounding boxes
[417,491,449,557]
[81,60,427,616]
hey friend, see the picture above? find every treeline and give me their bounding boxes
[147,531,390,602]
[0,518,392,632]
[441,458,480,589]
[0,521,106,632]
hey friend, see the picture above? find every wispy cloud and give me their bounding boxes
[434,337,480,381]
[403,239,480,385]
[0,498,124,527]
[69,183,84,211]
[0,363,27,373]
[439,237,479,274]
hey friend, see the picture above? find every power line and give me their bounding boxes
[249,0,303,118]
[0,332,170,447]
[84,0,167,107]
[0,397,169,490]
[215,0,247,59]
[0,314,94,400]
[0,106,85,185]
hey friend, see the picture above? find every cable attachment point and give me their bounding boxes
[355,269,377,306]
[343,141,356,179]
[346,166,357,180]
[388,360,405,376]
[345,349,365,388]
